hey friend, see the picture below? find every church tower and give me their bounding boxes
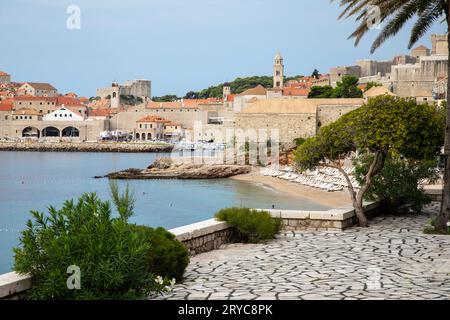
[223,82,231,100]
[273,50,284,88]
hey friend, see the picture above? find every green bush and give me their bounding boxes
[129,225,189,281]
[354,154,439,214]
[423,218,450,235]
[215,208,281,243]
[13,190,172,300]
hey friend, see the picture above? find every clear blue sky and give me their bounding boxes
[0,0,447,97]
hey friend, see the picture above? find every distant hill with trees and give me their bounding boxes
[151,75,303,101]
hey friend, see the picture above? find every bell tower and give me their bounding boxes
[273,50,284,88]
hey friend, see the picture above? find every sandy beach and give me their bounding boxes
[231,169,352,208]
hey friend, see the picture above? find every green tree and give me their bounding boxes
[308,85,334,98]
[152,95,179,102]
[311,69,320,79]
[365,81,382,91]
[333,75,363,98]
[333,0,450,232]
[295,96,444,227]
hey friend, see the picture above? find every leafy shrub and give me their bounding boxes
[423,217,450,235]
[215,208,281,243]
[129,225,189,281]
[355,154,439,214]
[294,137,306,146]
[14,190,172,300]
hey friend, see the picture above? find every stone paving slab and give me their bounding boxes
[158,203,450,300]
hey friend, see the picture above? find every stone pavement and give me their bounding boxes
[159,203,450,300]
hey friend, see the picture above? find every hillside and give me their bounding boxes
[182,75,303,100]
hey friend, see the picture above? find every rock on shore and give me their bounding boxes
[104,158,251,180]
[0,142,173,153]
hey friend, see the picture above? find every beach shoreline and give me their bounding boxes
[230,169,352,208]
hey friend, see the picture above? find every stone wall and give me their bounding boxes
[316,104,361,128]
[170,219,235,256]
[234,113,316,145]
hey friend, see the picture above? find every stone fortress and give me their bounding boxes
[0,34,447,146]
[330,34,448,101]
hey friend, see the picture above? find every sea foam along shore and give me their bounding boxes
[0,141,174,153]
[231,169,352,208]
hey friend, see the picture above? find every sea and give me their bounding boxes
[0,151,329,273]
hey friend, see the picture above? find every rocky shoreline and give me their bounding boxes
[0,142,174,153]
[102,158,251,180]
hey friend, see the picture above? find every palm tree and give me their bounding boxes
[333,0,450,232]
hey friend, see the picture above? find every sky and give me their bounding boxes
[0,0,447,97]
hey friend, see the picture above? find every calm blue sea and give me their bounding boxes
[0,151,329,274]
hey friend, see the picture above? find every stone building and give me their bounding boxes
[0,71,11,84]
[17,82,57,97]
[411,45,431,59]
[96,82,120,109]
[42,107,85,122]
[273,50,284,89]
[329,65,362,87]
[232,85,267,112]
[389,53,447,100]
[120,79,151,99]
[135,115,166,141]
[13,96,57,114]
[431,34,448,55]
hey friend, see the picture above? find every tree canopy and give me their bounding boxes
[308,75,363,98]
[295,95,444,226]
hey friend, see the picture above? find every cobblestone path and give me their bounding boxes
[160,203,450,300]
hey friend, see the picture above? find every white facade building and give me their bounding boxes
[43,107,84,121]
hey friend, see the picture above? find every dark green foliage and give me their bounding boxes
[334,0,448,53]
[13,193,166,300]
[308,76,362,98]
[311,69,320,79]
[128,225,189,281]
[424,217,450,235]
[120,95,143,105]
[354,154,439,214]
[215,208,281,243]
[308,85,334,98]
[294,137,306,146]
[152,95,179,102]
[182,75,303,99]
[365,82,382,91]
[294,95,444,225]
[333,75,363,98]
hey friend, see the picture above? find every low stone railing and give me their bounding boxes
[0,202,380,299]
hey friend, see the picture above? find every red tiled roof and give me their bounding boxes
[56,96,83,107]
[0,71,10,76]
[89,108,111,117]
[0,100,13,111]
[282,88,310,96]
[237,85,267,96]
[147,101,199,109]
[226,94,235,102]
[137,115,171,123]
